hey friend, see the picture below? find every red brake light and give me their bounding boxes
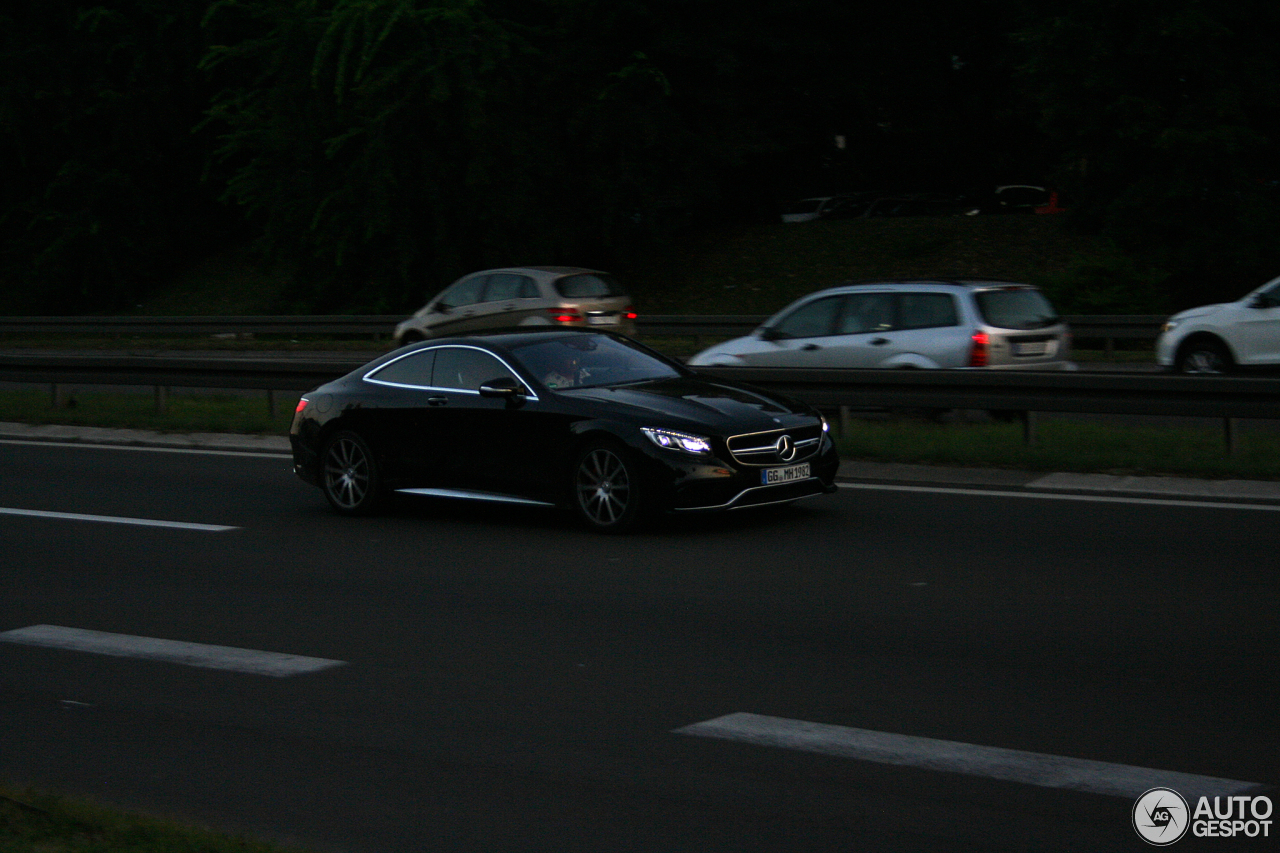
[548,308,583,323]
[969,332,989,367]
[625,307,638,320]
[295,398,310,414]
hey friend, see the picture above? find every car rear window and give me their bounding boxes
[973,287,1060,330]
[554,273,625,298]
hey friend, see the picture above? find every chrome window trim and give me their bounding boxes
[363,344,539,400]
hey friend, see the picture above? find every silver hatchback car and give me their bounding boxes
[688,280,1074,370]
[393,266,637,345]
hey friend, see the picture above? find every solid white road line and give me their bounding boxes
[837,482,1280,512]
[675,713,1264,799]
[0,625,346,677]
[0,507,237,531]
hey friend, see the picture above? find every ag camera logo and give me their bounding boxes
[1134,788,1190,845]
[1133,788,1274,845]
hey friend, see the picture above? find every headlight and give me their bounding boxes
[642,427,712,455]
[1161,319,1180,333]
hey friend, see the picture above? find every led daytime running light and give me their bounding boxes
[642,427,712,455]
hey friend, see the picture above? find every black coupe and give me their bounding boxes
[290,330,839,531]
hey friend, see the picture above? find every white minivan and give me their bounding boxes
[688,280,1074,370]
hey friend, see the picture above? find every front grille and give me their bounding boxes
[727,425,823,467]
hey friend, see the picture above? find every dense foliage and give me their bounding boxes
[2,0,1277,313]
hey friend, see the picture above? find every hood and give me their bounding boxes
[567,376,810,432]
[1170,303,1228,322]
[686,334,766,365]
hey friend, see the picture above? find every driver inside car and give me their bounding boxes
[543,353,582,389]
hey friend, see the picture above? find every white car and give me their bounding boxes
[688,280,1074,370]
[1156,275,1280,374]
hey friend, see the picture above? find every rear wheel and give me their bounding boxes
[322,430,383,515]
[1176,339,1232,374]
[571,441,644,533]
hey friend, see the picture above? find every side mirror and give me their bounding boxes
[1250,293,1279,309]
[434,302,452,314]
[479,377,525,399]
[759,326,786,342]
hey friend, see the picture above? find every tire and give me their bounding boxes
[321,430,383,515]
[570,440,644,533]
[1176,339,1232,375]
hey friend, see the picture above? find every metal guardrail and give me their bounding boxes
[0,314,1168,345]
[2,352,1278,452]
[0,315,395,336]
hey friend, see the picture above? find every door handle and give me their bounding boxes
[427,396,449,406]
[801,344,821,351]
[870,337,890,346]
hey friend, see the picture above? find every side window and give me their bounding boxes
[838,293,895,334]
[433,347,518,392]
[555,273,623,298]
[485,273,537,301]
[899,292,959,330]
[367,350,436,387]
[436,275,487,310]
[772,296,844,339]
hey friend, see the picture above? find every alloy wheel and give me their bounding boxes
[1179,344,1229,375]
[574,446,635,530]
[323,432,378,513]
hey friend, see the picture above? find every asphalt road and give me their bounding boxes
[1,440,1276,852]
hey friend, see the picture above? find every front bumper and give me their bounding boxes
[646,436,841,512]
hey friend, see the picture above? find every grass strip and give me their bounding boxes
[0,784,315,853]
[834,417,1280,480]
[0,389,296,435]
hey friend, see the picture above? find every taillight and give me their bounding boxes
[548,308,583,323]
[969,332,989,367]
[295,397,310,414]
[625,307,638,320]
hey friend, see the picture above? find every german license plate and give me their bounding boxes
[1014,341,1047,356]
[762,463,810,485]
[586,314,620,325]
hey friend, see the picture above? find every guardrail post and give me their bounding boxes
[50,383,68,408]
[1224,417,1239,456]
[1021,411,1038,446]
[839,406,851,438]
[267,389,276,417]
[154,385,168,415]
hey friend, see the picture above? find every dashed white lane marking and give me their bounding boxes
[837,482,1280,512]
[0,625,345,677]
[0,507,237,531]
[675,713,1265,799]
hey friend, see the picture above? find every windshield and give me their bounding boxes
[973,287,1060,330]
[510,335,681,390]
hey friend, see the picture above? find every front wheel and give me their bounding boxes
[321,430,383,515]
[1176,339,1232,374]
[570,441,644,533]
